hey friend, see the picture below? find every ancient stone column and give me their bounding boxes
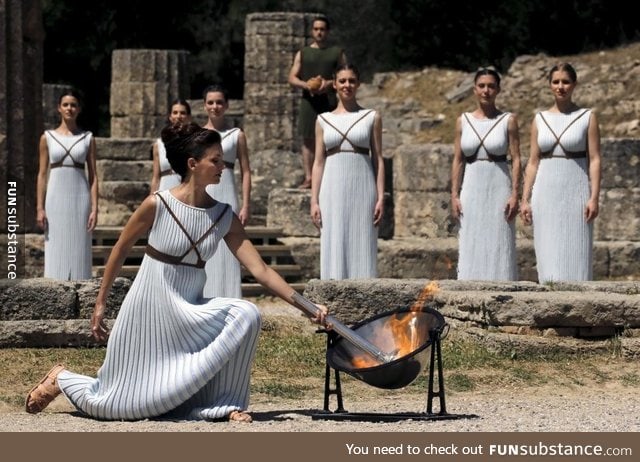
[244,12,317,153]
[0,0,44,279]
[110,49,189,138]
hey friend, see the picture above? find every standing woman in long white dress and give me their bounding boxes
[201,85,252,298]
[451,68,521,280]
[520,63,602,282]
[36,88,98,280]
[150,99,191,193]
[310,64,384,280]
[25,122,326,423]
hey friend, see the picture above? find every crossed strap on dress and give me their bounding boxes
[319,110,373,156]
[145,193,230,269]
[537,109,590,159]
[47,131,90,169]
[462,113,510,163]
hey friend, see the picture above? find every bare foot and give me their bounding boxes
[228,410,252,423]
[25,364,65,414]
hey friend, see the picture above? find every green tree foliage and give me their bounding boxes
[42,0,639,135]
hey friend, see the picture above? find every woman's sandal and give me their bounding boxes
[228,410,252,423]
[25,364,65,414]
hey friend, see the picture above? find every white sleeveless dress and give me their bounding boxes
[531,109,593,282]
[156,139,181,191]
[457,113,517,280]
[204,127,243,298]
[43,130,93,280]
[317,109,378,280]
[57,190,261,421]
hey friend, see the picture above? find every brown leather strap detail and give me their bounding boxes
[152,192,231,268]
[224,161,235,169]
[160,169,176,177]
[537,109,590,158]
[539,150,587,159]
[462,112,510,162]
[326,146,370,156]
[464,153,508,163]
[50,160,84,169]
[145,244,206,268]
[46,130,89,169]
[319,110,374,154]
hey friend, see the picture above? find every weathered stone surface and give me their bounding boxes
[0,279,77,320]
[608,241,640,279]
[97,160,152,182]
[378,238,459,279]
[95,137,155,161]
[393,143,453,192]
[267,188,318,237]
[596,188,640,241]
[98,181,149,226]
[110,82,169,116]
[250,149,305,219]
[110,115,167,139]
[600,139,640,189]
[394,191,455,238]
[0,319,114,347]
[303,279,640,328]
[77,277,132,318]
[280,237,320,281]
[111,49,189,89]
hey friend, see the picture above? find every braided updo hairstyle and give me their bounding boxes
[160,122,221,181]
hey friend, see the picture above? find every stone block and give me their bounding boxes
[393,143,453,192]
[267,188,318,237]
[600,139,640,189]
[0,319,114,347]
[595,188,640,241]
[97,160,152,182]
[394,191,456,238]
[378,238,458,280]
[110,115,167,138]
[245,12,308,38]
[110,82,169,116]
[111,49,189,92]
[77,277,131,318]
[607,241,640,279]
[243,115,297,153]
[280,237,320,281]
[250,149,304,218]
[99,181,149,226]
[243,83,298,115]
[96,137,156,161]
[0,279,78,320]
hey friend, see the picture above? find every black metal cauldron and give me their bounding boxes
[326,307,446,389]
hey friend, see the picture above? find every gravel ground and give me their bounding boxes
[3,298,639,432]
[2,386,639,432]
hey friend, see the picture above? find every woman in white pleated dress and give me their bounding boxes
[201,85,252,298]
[150,99,191,193]
[451,68,521,280]
[520,63,602,282]
[25,123,326,423]
[36,88,98,280]
[310,64,384,280]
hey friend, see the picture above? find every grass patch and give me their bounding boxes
[2,322,640,413]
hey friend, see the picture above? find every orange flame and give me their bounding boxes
[349,281,440,369]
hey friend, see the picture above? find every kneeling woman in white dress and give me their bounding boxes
[450,68,521,281]
[25,122,326,423]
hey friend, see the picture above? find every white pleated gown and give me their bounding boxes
[531,109,593,282]
[57,190,261,421]
[317,109,378,280]
[457,113,518,280]
[43,130,93,280]
[204,127,243,298]
[156,139,181,191]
